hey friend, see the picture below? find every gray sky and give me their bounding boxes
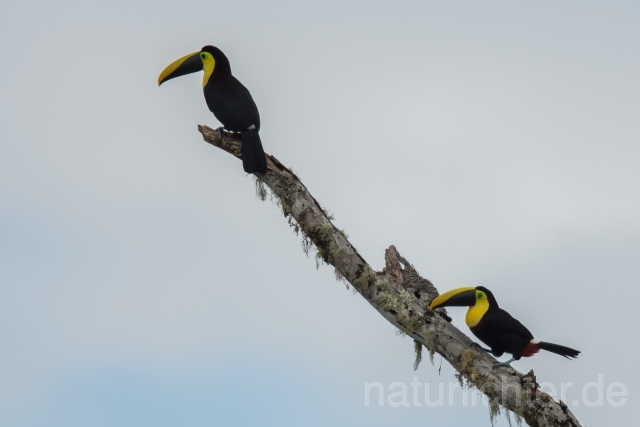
[1,0,638,425]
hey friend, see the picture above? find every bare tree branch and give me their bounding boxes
[197,125,582,427]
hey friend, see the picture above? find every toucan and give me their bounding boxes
[158,46,267,174]
[429,286,580,367]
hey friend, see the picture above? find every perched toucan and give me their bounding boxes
[429,286,580,367]
[158,46,267,174]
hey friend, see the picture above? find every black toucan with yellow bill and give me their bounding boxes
[158,46,267,174]
[429,286,580,367]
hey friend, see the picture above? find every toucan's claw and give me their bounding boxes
[493,357,516,368]
[471,342,492,354]
[217,127,225,143]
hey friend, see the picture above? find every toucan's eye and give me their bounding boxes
[201,53,206,60]
[477,292,483,298]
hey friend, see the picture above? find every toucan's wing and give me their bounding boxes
[232,78,260,124]
[206,76,260,131]
[481,308,534,341]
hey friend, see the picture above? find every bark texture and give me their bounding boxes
[198,125,582,427]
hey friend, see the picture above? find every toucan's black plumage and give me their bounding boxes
[159,45,267,174]
[430,286,580,367]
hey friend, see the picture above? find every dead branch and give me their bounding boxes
[197,125,582,427]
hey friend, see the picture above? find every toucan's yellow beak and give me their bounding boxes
[158,51,202,86]
[429,287,476,310]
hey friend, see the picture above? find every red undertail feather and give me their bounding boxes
[522,342,541,357]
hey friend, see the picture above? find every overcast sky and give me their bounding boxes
[1,1,639,426]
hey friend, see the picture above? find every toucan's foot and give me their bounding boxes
[493,357,516,368]
[471,342,492,354]
[217,127,225,142]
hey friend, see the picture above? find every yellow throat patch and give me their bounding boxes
[201,52,216,88]
[465,289,489,327]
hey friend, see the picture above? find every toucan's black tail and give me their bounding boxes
[241,128,267,174]
[537,342,580,359]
